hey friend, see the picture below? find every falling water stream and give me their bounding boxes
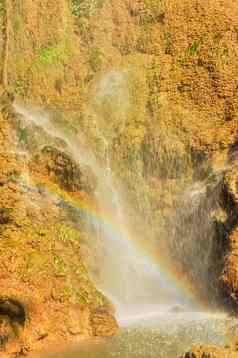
[14,103,238,357]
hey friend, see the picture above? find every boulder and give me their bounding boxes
[90,308,119,337]
[41,146,97,194]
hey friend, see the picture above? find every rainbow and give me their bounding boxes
[13,103,221,312]
[24,172,213,312]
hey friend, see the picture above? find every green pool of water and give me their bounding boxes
[44,312,238,358]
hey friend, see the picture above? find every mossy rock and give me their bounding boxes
[41,145,97,193]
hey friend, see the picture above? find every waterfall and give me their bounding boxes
[14,103,202,324]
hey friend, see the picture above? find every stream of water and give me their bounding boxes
[14,103,238,357]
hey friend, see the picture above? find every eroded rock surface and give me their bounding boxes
[219,167,238,307]
[2,0,238,356]
[181,346,238,358]
[0,95,118,356]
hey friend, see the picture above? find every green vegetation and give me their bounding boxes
[53,255,67,277]
[15,79,28,96]
[136,26,151,54]
[26,251,49,274]
[0,208,13,224]
[56,224,79,243]
[75,292,89,305]
[32,154,40,162]
[71,0,105,19]
[7,170,20,183]
[34,46,69,66]
[54,78,64,94]
[89,47,103,72]
[18,128,29,144]
[187,41,200,56]
[136,0,165,25]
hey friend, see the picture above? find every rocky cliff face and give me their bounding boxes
[0,92,118,356]
[1,0,238,355]
[182,346,238,358]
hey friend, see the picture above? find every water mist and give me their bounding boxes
[13,70,226,324]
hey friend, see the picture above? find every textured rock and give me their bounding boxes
[0,96,118,356]
[90,308,119,337]
[181,346,238,358]
[2,0,238,355]
[219,167,238,306]
[41,145,97,194]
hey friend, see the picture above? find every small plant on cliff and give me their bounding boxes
[15,79,28,96]
[89,47,103,72]
[54,78,64,94]
[0,208,13,224]
[53,255,67,277]
[7,170,20,183]
[187,41,200,57]
[71,0,105,19]
[34,47,68,66]
[75,292,88,305]
[56,224,78,243]
[137,0,165,25]
[179,41,200,66]
[18,128,29,144]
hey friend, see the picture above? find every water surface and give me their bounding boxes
[43,311,237,358]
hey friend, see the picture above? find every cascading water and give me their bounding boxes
[12,69,230,322]
[14,102,238,358]
[14,103,197,321]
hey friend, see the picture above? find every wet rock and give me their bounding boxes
[41,146,97,194]
[0,299,25,325]
[67,308,92,337]
[181,346,238,357]
[0,208,13,224]
[219,169,238,306]
[0,315,12,347]
[0,108,117,357]
[90,308,119,337]
[0,90,14,115]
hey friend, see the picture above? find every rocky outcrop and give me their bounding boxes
[39,145,96,194]
[181,346,238,358]
[2,0,10,86]
[0,93,118,356]
[218,166,238,307]
[1,0,238,355]
[90,308,119,337]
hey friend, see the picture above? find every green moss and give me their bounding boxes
[63,286,74,299]
[15,217,32,228]
[36,228,49,237]
[136,25,151,53]
[0,238,20,249]
[137,0,165,25]
[7,170,20,183]
[26,251,49,273]
[89,47,103,72]
[0,208,13,224]
[32,154,40,162]
[15,79,28,96]
[187,41,200,56]
[34,46,69,66]
[53,255,67,277]
[18,128,29,144]
[56,224,79,243]
[54,78,64,94]
[71,0,105,20]
[75,292,89,305]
